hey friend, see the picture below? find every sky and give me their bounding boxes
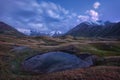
[0,0,120,35]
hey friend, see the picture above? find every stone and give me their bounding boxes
[78,53,99,66]
[10,46,31,54]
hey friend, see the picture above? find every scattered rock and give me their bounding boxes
[10,46,38,55]
[77,52,99,65]
[10,46,30,53]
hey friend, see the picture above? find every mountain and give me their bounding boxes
[0,22,25,36]
[30,30,62,36]
[30,30,49,36]
[65,21,120,38]
[50,31,62,37]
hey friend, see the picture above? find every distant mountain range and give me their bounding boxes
[30,30,62,36]
[0,21,62,37]
[0,21,120,38]
[65,21,120,38]
[0,22,25,36]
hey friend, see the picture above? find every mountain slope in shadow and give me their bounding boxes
[65,21,120,38]
[0,22,25,37]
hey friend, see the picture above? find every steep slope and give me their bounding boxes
[0,22,25,36]
[65,21,120,38]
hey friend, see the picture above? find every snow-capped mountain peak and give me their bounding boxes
[83,20,105,26]
[50,31,62,36]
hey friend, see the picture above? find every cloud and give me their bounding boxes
[77,15,89,22]
[86,10,99,21]
[77,2,101,22]
[77,9,99,22]
[0,0,102,35]
[0,0,78,34]
[28,23,49,32]
[93,2,101,9]
[17,28,31,35]
[47,10,61,19]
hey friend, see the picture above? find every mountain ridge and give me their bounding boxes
[65,21,120,38]
[0,22,25,37]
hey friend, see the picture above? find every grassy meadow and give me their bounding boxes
[0,34,120,80]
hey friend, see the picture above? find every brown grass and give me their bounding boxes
[0,34,120,80]
[0,66,120,80]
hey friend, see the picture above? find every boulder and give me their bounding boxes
[10,46,32,54]
[22,52,94,73]
[10,46,38,56]
[78,53,99,65]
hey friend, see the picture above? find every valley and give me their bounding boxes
[0,34,120,80]
[0,0,120,79]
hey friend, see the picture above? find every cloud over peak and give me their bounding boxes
[0,0,102,35]
[86,10,99,21]
[77,2,101,22]
[93,2,101,9]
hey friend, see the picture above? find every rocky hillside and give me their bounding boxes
[0,22,25,36]
[65,21,120,38]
